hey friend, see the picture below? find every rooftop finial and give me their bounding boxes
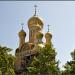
[34,5,37,16]
[21,23,24,30]
[47,25,51,32]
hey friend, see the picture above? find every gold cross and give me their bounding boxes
[21,23,24,30]
[34,5,37,16]
[48,25,51,32]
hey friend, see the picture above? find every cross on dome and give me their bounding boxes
[34,5,37,16]
[47,25,51,32]
[21,23,24,30]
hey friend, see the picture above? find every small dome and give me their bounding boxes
[28,16,44,28]
[45,32,52,39]
[18,29,26,37]
[36,31,43,39]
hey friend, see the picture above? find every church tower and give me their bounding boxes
[15,5,53,74]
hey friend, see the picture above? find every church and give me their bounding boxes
[15,5,53,74]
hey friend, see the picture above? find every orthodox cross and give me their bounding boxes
[21,23,24,30]
[47,25,51,32]
[34,5,37,16]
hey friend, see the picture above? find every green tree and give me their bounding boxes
[71,49,75,60]
[63,49,75,75]
[0,45,15,75]
[25,45,60,75]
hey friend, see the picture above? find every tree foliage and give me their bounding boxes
[0,45,15,75]
[25,45,60,75]
[71,49,75,60]
[63,49,75,75]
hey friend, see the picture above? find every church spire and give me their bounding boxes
[34,5,37,16]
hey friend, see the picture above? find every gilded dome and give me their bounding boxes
[36,31,43,39]
[45,32,52,39]
[28,16,44,28]
[19,29,26,37]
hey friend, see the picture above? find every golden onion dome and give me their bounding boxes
[28,16,44,28]
[36,31,43,39]
[18,29,26,37]
[45,32,52,39]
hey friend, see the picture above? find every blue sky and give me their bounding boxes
[0,1,75,69]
